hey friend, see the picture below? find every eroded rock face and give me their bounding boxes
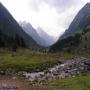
[21,57,90,83]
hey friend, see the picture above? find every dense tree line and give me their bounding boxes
[50,33,82,53]
[50,28,90,53]
[0,29,26,49]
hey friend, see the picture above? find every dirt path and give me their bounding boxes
[0,75,30,90]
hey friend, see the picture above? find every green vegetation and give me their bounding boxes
[0,48,89,73]
[0,29,26,48]
[0,49,61,72]
[50,28,90,55]
[47,73,90,90]
[0,54,56,72]
[50,33,82,53]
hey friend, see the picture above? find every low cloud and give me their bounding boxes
[29,0,89,13]
[44,0,78,13]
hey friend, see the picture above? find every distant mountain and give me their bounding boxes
[50,3,90,53]
[37,27,58,47]
[61,2,90,39]
[0,2,40,49]
[20,21,57,47]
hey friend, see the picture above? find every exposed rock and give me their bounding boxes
[0,57,90,84]
[22,57,90,83]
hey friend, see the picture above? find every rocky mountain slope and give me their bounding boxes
[50,27,90,53]
[61,2,90,39]
[20,21,57,47]
[0,2,41,49]
[50,3,90,53]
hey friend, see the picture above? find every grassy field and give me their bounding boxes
[0,49,74,73]
[47,73,90,90]
[29,73,90,90]
[0,48,89,73]
[0,49,90,90]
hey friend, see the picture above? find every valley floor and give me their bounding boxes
[0,75,30,90]
[0,49,90,90]
[30,72,90,90]
[0,73,90,90]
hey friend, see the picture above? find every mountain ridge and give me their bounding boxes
[60,2,90,40]
[50,2,90,53]
[20,21,57,47]
[0,2,41,49]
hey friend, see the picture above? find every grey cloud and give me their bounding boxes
[45,0,77,7]
[29,0,82,13]
[29,0,43,11]
[44,0,81,12]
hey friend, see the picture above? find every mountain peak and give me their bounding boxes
[20,21,58,47]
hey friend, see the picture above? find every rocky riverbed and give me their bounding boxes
[19,57,90,84]
[0,57,90,86]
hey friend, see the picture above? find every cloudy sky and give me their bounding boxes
[0,0,90,37]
